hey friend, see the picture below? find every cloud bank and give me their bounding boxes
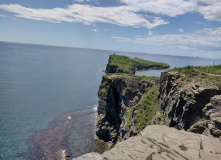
[112,27,221,51]
[119,0,221,21]
[0,0,220,29]
[0,4,168,29]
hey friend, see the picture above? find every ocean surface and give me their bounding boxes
[0,41,221,160]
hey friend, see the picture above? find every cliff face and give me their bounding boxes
[158,71,221,137]
[96,75,159,143]
[105,57,130,74]
[74,62,221,159]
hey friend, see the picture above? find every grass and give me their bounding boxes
[135,85,161,130]
[171,66,200,78]
[161,112,166,124]
[170,65,221,87]
[100,88,108,94]
[108,54,169,74]
[125,107,133,130]
[197,64,221,75]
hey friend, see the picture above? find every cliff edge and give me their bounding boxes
[74,125,221,160]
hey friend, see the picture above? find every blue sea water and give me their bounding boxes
[0,41,220,159]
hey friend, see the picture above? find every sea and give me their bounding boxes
[0,41,220,160]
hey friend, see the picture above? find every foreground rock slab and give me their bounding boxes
[74,125,221,160]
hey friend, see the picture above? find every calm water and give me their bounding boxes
[0,41,220,159]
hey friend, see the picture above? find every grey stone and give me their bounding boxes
[73,152,102,160]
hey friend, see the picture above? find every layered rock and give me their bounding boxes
[158,71,221,137]
[74,125,221,160]
[96,75,159,143]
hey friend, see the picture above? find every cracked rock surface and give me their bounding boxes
[73,125,221,160]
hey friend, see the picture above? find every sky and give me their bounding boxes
[0,0,221,59]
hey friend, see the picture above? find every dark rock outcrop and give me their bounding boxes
[96,75,157,144]
[158,71,221,137]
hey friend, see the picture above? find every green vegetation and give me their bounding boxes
[161,112,166,124]
[125,107,133,130]
[171,66,200,78]
[100,88,108,94]
[108,54,169,74]
[200,117,206,121]
[170,65,221,87]
[135,85,161,130]
[197,64,221,75]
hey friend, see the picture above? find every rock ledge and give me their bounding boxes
[74,125,221,160]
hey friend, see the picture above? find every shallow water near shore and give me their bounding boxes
[25,107,98,159]
[0,41,221,160]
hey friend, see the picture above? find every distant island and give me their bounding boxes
[106,54,170,74]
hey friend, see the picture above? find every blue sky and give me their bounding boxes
[0,0,221,58]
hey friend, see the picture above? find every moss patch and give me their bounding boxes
[100,88,108,94]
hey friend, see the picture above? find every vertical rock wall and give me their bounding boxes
[158,71,221,137]
[96,75,154,143]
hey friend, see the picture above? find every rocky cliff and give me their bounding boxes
[96,74,161,144]
[158,67,221,137]
[74,125,221,160]
[74,63,221,159]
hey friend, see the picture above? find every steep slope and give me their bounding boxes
[96,74,161,144]
[158,66,221,137]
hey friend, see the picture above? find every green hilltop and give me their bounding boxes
[106,54,170,74]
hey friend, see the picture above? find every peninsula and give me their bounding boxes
[106,54,170,74]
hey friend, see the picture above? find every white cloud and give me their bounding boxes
[93,29,97,32]
[119,0,197,17]
[197,1,221,21]
[112,27,221,52]
[112,36,132,42]
[75,0,98,3]
[119,0,221,21]
[177,28,184,32]
[0,4,168,29]
[0,0,220,30]
[148,31,153,36]
[75,0,84,2]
